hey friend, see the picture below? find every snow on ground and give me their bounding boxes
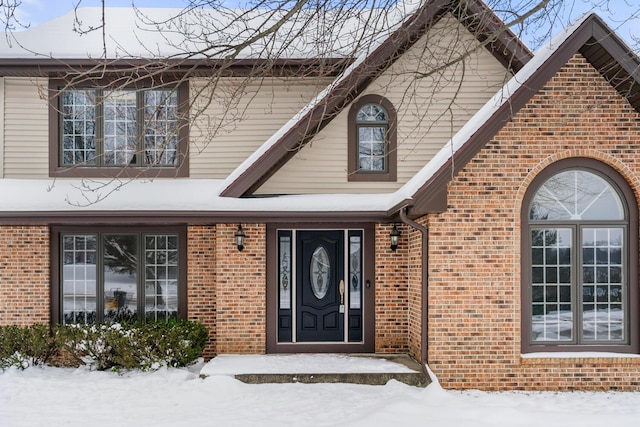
[201,354,417,375]
[1,355,640,427]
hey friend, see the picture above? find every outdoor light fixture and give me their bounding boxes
[235,225,246,251]
[390,224,401,252]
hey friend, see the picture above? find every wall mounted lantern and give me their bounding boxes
[390,224,401,252]
[235,225,246,251]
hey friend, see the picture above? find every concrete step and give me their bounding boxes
[202,354,430,387]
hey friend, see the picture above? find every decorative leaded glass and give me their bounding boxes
[310,246,330,299]
[279,234,291,309]
[349,235,362,309]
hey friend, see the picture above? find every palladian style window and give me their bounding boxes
[522,159,638,353]
[348,95,397,181]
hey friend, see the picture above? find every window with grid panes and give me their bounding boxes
[527,168,629,346]
[50,81,188,177]
[59,230,183,324]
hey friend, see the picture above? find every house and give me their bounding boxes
[0,0,639,391]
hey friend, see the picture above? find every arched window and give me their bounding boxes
[348,95,396,181]
[522,158,638,353]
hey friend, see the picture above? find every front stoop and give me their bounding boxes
[235,371,429,387]
[224,354,430,387]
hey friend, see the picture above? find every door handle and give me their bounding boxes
[339,279,345,305]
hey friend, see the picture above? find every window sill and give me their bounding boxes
[521,352,640,365]
[347,172,397,182]
[50,166,188,179]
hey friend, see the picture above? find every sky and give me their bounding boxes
[10,0,640,51]
[2,354,640,427]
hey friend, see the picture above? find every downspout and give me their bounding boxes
[398,207,429,373]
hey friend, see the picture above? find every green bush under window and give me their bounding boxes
[0,320,208,371]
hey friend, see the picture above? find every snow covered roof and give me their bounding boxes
[0,5,414,60]
[1,7,637,221]
[404,12,640,215]
[0,178,398,222]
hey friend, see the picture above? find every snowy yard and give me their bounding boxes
[1,355,640,427]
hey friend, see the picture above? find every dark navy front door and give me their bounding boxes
[296,230,344,342]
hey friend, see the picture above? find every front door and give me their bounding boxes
[269,225,373,353]
[296,230,344,342]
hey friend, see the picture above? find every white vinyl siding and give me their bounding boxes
[257,14,514,194]
[3,77,49,178]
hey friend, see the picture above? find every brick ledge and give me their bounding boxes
[521,352,640,365]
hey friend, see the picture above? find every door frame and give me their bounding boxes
[266,223,375,353]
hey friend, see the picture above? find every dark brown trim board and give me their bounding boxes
[0,210,392,226]
[0,58,351,78]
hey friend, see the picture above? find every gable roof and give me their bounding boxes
[403,12,640,217]
[219,0,533,198]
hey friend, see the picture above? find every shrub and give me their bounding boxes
[0,324,57,370]
[55,319,208,371]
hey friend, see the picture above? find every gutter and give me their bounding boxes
[398,207,430,374]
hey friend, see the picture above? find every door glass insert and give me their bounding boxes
[279,234,292,309]
[310,246,330,299]
[349,235,362,309]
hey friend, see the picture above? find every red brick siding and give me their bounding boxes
[375,223,409,353]
[187,225,217,359]
[427,54,640,390]
[407,219,425,361]
[214,224,266,354]
[0,226,50,326]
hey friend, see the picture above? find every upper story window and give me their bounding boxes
[50,80,189,178]
[348,95,396,182]
[522,158,639,353]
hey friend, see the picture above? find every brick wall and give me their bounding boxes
[375,223,409,353]
[427,54,640,390]
[0,226,50,326]
[407,219,425,362]
[214,223,266,354]
[187,225,217,359]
